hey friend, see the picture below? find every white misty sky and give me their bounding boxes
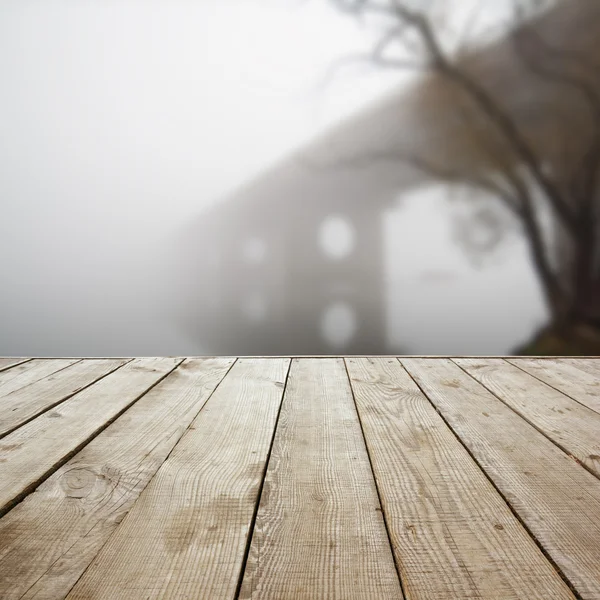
[0,0,519,236]
[0,0,547,355]
[0,0,400,237]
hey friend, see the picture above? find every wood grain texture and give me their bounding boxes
[0,358,234,600]
[67,358,290,600]
[557,358,600,378]
[0,358,179,516]
[507,358,600,414]
[346,357,575,600]
[240,358,403,600]
[0,359,31,373]
[456,358,600,477]
[225,356,600,359]
[0,359,80,400]
[402,358,600,600]
[0,359,127,438]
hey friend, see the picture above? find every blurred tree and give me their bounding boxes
[328,0,600,353]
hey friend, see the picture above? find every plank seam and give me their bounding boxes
[0,359,183,520]
[0,358,33,373]
[163,356,600,360]
[233,358,292,600]
[0,359,86,406]
[451,358,600,482]
[58,357,239,600]
[343,358,408,600]
[396,358,584,600]
[23,356,600,360]
[201,356,600,359]
[505,359,600,417]
[0,359,124,440]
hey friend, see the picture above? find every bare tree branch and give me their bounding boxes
[328,0,600,327]
[372,22,423,57]
[317,51,420,93]
[339,0,579,232]
[304,145,523,215]
[513,29,600,122]
[511,25,600,214]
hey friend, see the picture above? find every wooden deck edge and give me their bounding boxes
[5,355,600,359]
[0,358,32,372]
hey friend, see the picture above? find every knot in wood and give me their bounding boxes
[60,467,98,499]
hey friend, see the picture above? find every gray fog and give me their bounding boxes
[0,0,546,356]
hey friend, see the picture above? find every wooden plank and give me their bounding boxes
[0,357,180,516]
[345,357,574,600]
[227,355,600,359]
[20,355,600,359]
[66,358,290,600]
[240,358,403,600]
[507,358,600,414]
[0,358,31,373]
[402,358,600,600]
[0,359,127,438]
[211,355,600,358]
[558,358,600,378]
[0,359,80,399]
[455,358,600,478]
[0,358,234,600]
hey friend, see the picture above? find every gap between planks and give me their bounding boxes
[345,357,576,600]
[0,359,181,517]
[401,358,600,599]
[0,358,32,373]
[0,359,132,439]
[0,359,83,401]
[0,358,235,600]
[65,358,290,600]
[452,358,600,479]
[1,356,597,599]
[14,356,600,359]
[507,358,600,415]
[239,358,402,599]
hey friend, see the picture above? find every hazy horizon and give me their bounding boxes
[0,0,548,356]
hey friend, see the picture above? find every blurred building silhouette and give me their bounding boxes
[171,0,600,355]
[173,158,404,355]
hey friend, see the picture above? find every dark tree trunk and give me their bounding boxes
[572,279,600,325]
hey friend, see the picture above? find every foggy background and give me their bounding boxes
[0,0,548,356]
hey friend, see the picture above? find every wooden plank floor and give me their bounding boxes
[0,357,598,599]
